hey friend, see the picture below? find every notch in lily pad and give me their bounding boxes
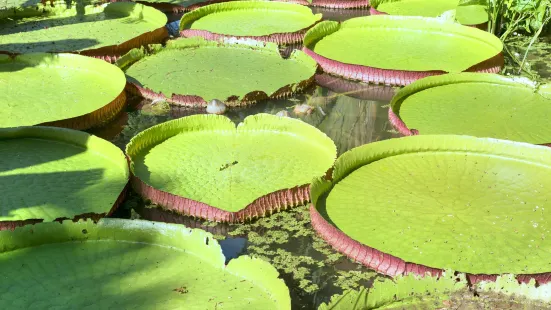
[0,218,291,309]
[126,113,337,222]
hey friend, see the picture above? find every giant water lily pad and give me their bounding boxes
[0,2,167,60]
[179,1,322,44]
[126,113,336,222]
[389,73,551,145]
[0,218,291,309]
[303,16,503,86]
[0,127,128,230]
[119,37,318,106]
[370,0,488,27]
[0,53,126,129]
[310,135,551,282]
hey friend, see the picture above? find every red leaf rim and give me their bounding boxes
[124,69,316,107]
[0,183,129,231]
[278,0,370,9]
[138,206,233,235]
[39,90,127,131]
[388,107,551,147]
[303,46,504,86]
[132,175,310,223]
[314,73,396,101]
[310,204,551,284]
[180,22,319,45]
[369,7,488,30]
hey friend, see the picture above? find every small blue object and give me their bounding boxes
[219,237,247,263]
[165,20,181,37]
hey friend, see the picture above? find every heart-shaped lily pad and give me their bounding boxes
[126,113,336,222]
[389,73,551,145]
[179,1,322,44]
[303,16,503,85]
[0,218,291,309]
[0,2,168,61]
[118,37,318,107]
[310,135,551,282]
[0,53,126,129]
[370,0,488,28]
[0,127,129,230]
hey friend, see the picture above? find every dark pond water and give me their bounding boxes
[84,9,551,310]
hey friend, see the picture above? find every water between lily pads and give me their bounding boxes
[87,14,551,310]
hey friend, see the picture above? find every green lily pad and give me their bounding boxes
[126,113,336,222]
[0,127,128,227]
[456,4,488,25]
[373,0,488,26]
[303,16,502,73]
[179,1,321,43]
[119,37,317,106]
[310,135,551,277]
[319,272,551,309]
[476,274,551,303]
[0,53,126,129]
[389,73,551,145]
[318,271,467,309]
[0,218,291,309]
[0,2,167,55]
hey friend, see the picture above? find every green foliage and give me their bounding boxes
[483,0,551,39]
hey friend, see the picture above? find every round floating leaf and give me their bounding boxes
[0,218,291,309]
[0,2,167,59]
[389,73,551,145]
[0,127,129,230]
[119,37,318,107]
[179,1,322,44]
[303,16,503,85]
[0,53,126,129]
[371,0,488,26]
[126,113,337,222]
[318,271,467,309]
[310,135,551,282]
